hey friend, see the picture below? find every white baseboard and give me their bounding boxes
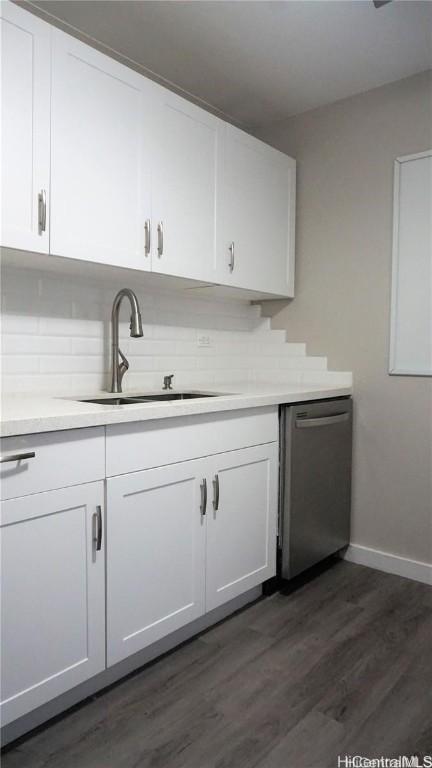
[343,543,432,586]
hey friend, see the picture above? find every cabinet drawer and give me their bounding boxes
[106,407,278,476]
[0,428,105,500]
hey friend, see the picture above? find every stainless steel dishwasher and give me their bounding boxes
[279,397,353,579]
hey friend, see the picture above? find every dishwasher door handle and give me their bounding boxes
[296,412,350,429]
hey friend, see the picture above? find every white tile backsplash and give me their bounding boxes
[0,265,344,394]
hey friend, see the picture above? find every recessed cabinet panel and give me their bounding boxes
[206,443,278,611]
[0,482,105,725]
[151,90,218,281]
[0,2,51,252]
[217,125,295,296]
[50,30,151,270]
[106,460,207,666]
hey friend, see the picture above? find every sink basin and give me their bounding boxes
[132,393,217,402]
[77,392,219,406]
[81,397,146,406]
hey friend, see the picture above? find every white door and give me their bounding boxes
[0,482,105,725]
[217,124,296,296]
[50,29,152,270]
[0,2,51,253]
[106,459,207,666]
[150,89,218,282]
[206,443,278,612]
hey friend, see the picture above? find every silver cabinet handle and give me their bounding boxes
[38,190,47,234]
[0,451,36,464]
[212,474,219,511]
[144,219,151,257]
[228,241,235,272]
[157,221,164,257]
[200,478,207,516]
[93,505,103,551]
[296,412,350,429]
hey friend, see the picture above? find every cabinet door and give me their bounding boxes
[150,89,218,281]
[217,125,296,296]
[0,2,50,253]
[0,482,105,725]
[206,443,278,612]
[107,459,207,666]
[50,30,152,271]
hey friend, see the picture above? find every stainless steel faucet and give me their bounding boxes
[110,288,143,393]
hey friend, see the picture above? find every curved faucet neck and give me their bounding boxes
[111,288,143,393]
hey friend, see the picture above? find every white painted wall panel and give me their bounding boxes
[390,151,432,375]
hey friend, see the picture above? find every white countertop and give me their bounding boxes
[1,381,353,437]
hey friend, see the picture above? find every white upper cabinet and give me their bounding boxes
[0,2,51,253]
[217,124,296,296]
[150,89,219,282]
[50,30,152,271]
[2,3,296,296]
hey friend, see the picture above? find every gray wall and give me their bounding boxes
[258,71,432,565]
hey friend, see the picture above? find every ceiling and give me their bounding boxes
[22,0,432,128]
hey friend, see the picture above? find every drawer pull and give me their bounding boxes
[200,478,207,516]
[157,221,164,257]
[0,451,36,464]
[228,241,235,272]
[38,189,47,234]
[212,474,219,512]
[144,218,151,257]
[93,505,103,551]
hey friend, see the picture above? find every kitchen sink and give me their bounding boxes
[77,392,219,406]
[132,393,217,401]
[80,397,147,406]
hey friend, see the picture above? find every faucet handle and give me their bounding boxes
[163,374,174,390]
[118,348,129,390]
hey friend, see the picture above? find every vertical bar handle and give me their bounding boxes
[157,221,164,257]
[38,190,47,234]
[144,219,151,257]
[200,478,207,516]
[228,241,235,272]
[212,474,219,511]
[93,505,103,551]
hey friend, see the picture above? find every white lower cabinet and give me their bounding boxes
[1,413,279,732]
[0,481,106,726]
[106,459,207,666]
[206,443,278,611]
[106,441,278,665]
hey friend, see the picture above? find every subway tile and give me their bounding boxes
[2,355,40,374]
[39,356,103,374]
[1,312,39,335]
[71,338,105,356]
[1,265,333,394]
[278,356,327,370]
[153,356,197,372]
[1,335,70,355]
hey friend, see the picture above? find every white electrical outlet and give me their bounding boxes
[197,334,212,347]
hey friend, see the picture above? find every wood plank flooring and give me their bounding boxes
[3,561,431,768]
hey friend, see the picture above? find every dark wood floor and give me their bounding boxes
[3,561,432,768]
